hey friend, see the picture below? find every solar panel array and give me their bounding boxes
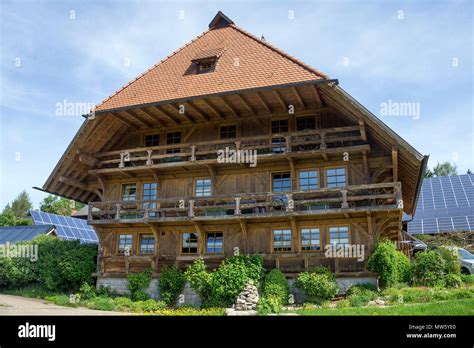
[408,174,474,235]
[30,210,98,244]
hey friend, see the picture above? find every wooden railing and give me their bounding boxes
[93,125,365,169]
[88,182,402,223]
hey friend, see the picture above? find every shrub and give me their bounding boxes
[78,282,96,300]
[336,299,351,308]
[85,296,116,311]
[184,258,212,302]
[113,297,134,310]
[128,268,152,301]
[0,236,97,292]
[210,254,264,307]
[95,285,118,298]
[346,285,378,307]
[131,299,167,312]
[461,274,474,284]
[295,271,339,304]
[45,294,78,307]
[411,249,461,287]
[159,265,186,306]
[256,295,282,315]
[368,240,411,287]
[262,269,289,305]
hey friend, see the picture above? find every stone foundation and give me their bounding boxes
[97,275,377,306]
[96,277,201,306]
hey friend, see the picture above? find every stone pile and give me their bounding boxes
[235,281,259,311]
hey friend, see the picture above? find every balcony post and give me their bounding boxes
[285,136,291,153]
[115,203,121,220]
[235,197,241,215]
[146,150,153,166]
[320,132,327,150]
[286,193,294,212]
[143,202,149,219]
[188,200,195,217]
[190,145,196,161]
[341,189,349,208]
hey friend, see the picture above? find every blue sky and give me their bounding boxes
[0,0,472,209]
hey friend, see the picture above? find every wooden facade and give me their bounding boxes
[41,12,427,278]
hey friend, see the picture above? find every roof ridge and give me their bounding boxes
[94,29,212,112]
[229,24,328,80]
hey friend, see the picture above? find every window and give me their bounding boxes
[182,232,198,254]
[143,183,158,217]
[329,226,349,246]
[301,228,321,251]
[220,125,237,139]
[299,170,319,191]
[139,234,155,254]
[122,184,137,201]
[117,234,133,254]
[166,132,181,154]
[196,59,215,74]
[272,173,291,192]
[195,179,212,197]
[296,116,316,131]
[271,119,288,153]
[145,134,160,147]
[326,168,347,188]
[273,229,292,252]
[206,232,223,254]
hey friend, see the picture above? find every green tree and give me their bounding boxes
[39,195,84,216]
[3,191,33,218]
[424,162,458,178]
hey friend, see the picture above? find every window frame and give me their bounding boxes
[144,133,160,147]
[325,166,348,188]
[166,131,182,154]
[272,172,292,193]
[219,124,238,139]
[205,231,224,255]
[181,232,199,255]
[121,183,137,202]
[271,228,292,253]
[296,115,317,131]
[194,177,212,197]
[196,58,216,74]
[116,233,133,255]
[298,169,319,191]
[300,227,321,252]
[137,233,156,255]
[328,225,350,247]
[270,118,289,153]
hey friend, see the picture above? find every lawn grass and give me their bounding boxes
[294,298,474,316]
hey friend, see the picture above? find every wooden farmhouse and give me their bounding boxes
[42,12,428,287]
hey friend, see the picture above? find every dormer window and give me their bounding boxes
[196,59,215,74]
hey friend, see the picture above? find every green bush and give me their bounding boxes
[346,285,378,307]
[461,274,474,284]
[45,294,78,307]
[184,258,213,302]
[368,240,411,287]
[411,249,461,287]
[256,295,282,315]
[131,299,167,312]
[382,286,474,304]
[128,268,152,301]
[295,270,339,304]
[78,282,96,300]
[85,296,116,311]
[113,297,134,310]
[262,269,289,305]
[209,254,264,307]
[159,265,186,306]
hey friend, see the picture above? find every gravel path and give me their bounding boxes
[0,294,127,315]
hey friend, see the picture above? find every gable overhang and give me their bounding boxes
[39,79,426,215]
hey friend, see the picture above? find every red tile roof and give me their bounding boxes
[94,12,328,112]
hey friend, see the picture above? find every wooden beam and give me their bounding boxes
[77,151,101,168]
[273,90,287,110]
[125,109,154,128]
[218,96,240,118]
[392,146,398,182]
[109,112,140,130]
[238,220,248,252]
[120,110,150,128]
[186,101,210,122]
[255,92,272,113]
[312,84,323,107]
[151,106,180,126]
[140,107,166,127]
[58,176,90,191]
[289,217,299,253]
[362,150,369,183]
[359,120,367,142]
[235,94,256,115]
[291,86,306,110]
[169,103,195,123]
[183,125,198,142]
[202,99,224,119]
[192,222,205,255]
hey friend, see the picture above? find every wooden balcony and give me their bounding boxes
[88,182,402,225]
[89,125,368,175]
